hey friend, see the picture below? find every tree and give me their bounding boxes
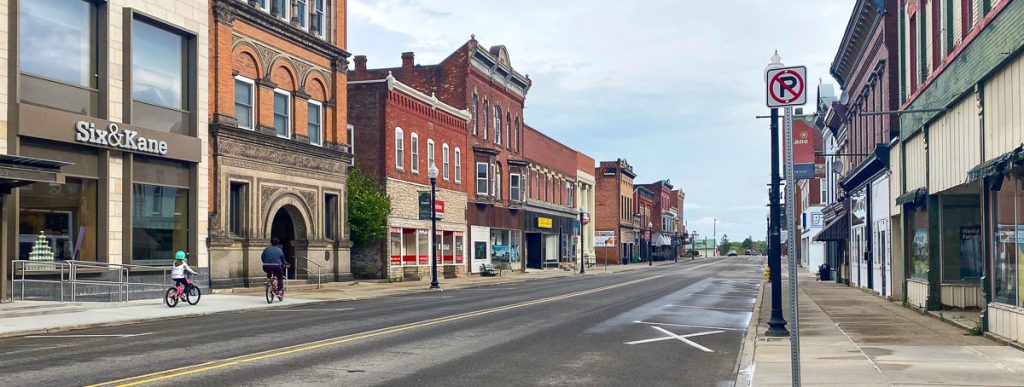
[347,165,391,247]
[718,234,731,256]
[741,236,755,251]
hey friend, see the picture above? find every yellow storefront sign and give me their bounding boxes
[537,217,553,229]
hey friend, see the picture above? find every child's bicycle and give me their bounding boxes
[164,273,201,307]
[265,264,288,304]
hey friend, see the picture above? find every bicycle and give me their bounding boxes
[265,264,288,304]
[164,273,201,307]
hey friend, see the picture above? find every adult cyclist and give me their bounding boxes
[261,238,288,300]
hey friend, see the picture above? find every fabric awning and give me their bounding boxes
[895,187,928,206]
[966,144,1024,184]
[653,235,672,246]
[814,213,849,242]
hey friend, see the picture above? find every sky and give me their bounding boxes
[348,0,856,242]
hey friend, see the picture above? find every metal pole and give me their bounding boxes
[784,106,802,385]
[579,211,585,274]
[767,107,790,336]
[429,177,440,290]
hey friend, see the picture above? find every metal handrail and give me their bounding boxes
[294,257,322,289]
[9,259,181,303]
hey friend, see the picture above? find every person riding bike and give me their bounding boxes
[170,251,197,295]
[261,238,288,300]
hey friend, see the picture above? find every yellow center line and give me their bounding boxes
[87,275,664,387]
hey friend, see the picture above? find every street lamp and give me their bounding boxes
[579,207,586,274]
[690,231,698,260]
[764,50,789,336]
[428,163,440,290]
[647,221,653,266]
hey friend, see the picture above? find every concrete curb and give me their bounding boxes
[733,276,766,387]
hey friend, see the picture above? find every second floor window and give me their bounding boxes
[296,0,308,29]
[395,128,404,170]
[133,18,187,110]
[20,0,96,89]
[476,162,488,195]
[346,124,354,166]
[510,174,522,202]
[454,148,462,183]
[483,101,489,140]
[273,89,290,138]
[307,100,322,146]
[234,76,255,129]
[411,133,420,173]
[442,144,450,181]
[312,0,326,37]
[427,140,435,170]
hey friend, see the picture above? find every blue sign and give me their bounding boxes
[794,163,816,180]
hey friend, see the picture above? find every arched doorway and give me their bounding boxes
[271,207,300,279]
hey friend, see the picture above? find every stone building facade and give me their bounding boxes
[348,74,470,280]
[206,0,352,288]
[3,0,211,298]
[576,152,597,265]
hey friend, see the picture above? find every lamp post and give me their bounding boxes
[690,231,698,260]
[765,51,789,336]
[579,208,585,274]
[647,221,653,266]
[428,163,440,290]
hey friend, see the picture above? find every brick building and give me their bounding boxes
[347,73,470,280]
[637,180,680,260]
[635,185,655,263]
[594,159,637,265]
[350,38,532,274]
[522,124,578,270]
[206,0,353,288]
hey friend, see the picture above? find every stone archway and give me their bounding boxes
[268,204,308,280]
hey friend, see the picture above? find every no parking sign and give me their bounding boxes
[766,66,807,108]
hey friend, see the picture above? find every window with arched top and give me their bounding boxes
[472,94,479,136]
[442,144,450,181]
[410,132,419,173]
[494,105,503,145]
[506,112,512,150]
[395,127,404,170]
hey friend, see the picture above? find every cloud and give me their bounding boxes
[349,0,854,241]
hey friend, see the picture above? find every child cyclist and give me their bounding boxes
[171,251,197,296]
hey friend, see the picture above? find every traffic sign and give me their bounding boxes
[766,66,807,108]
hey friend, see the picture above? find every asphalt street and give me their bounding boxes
[0,257,763,387]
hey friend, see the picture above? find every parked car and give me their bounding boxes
[727,250,738,257]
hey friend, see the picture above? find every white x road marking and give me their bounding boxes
[624,326,722,352]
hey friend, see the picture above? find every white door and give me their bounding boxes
[470,226,490,273]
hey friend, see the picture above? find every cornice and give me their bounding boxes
[350,73,472,121]
[214,0,351,62]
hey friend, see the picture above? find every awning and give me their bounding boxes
[814,213,849,242]
[0,154,70,193]
[840,143,890,191]
[966,144,1024,184]
[895,187,928,206]
[653,234,672,246]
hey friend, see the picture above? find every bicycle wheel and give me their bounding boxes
[265,280,275,304]
[165,287,179,308]
[186,285,202,305]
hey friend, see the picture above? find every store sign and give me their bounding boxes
[594,231,616,247]
[75,121,168,155]
[418,191,444,220]
[537,217,553,229]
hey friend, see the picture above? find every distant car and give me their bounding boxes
[727,250,738,257]
[745,250,754,256]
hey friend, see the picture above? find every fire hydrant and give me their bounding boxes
[763,266,770,280]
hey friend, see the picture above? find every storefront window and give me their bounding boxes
[993,175,1022,306]
[490,229,520,270]
[909,203,930,280]
[939,195,982,281]
[417,229,429,265]
[20,0,96,88]
[389,228,402,266]
[133,18,186,109]
[132,184,188,261]
[19,178,98,261]
[455,232,465,264]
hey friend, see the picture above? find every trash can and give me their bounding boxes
[622,256,628,265]
[818,263,832,281]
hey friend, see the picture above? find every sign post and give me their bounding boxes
[767,63,806,387]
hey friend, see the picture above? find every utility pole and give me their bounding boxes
[713,218,717,256]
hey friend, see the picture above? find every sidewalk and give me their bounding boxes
[0,259,686,339]
[737,267,1024,386]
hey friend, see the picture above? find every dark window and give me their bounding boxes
[20,0,96,88]
[325,193,339,240]
[229,182,247,236]
[133,18,187,109]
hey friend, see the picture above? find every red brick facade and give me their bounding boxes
[594,160,638,265]
[523,124,577,207]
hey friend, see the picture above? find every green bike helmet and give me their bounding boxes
[175,251,187,260]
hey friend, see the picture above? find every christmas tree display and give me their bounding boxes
[26,231,55,271]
